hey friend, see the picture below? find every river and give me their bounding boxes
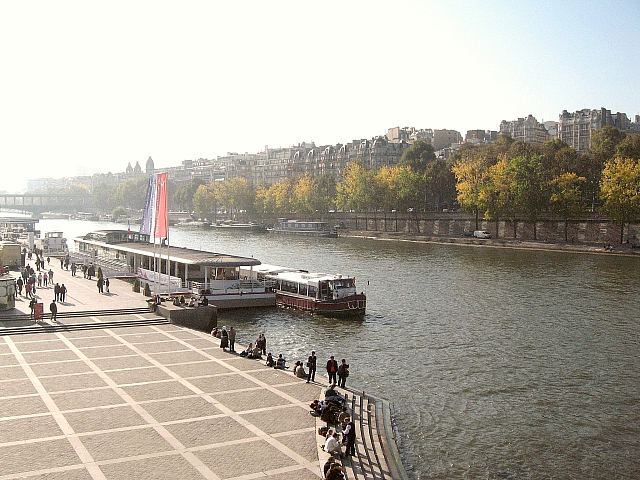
[36,219,640,479]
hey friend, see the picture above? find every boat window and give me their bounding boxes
[308,285,317,297]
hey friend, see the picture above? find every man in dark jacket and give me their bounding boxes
[50,300,58,322]
[307,351,317,383]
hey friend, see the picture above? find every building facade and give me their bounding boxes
[558,107,639,152]
[499,115,549,145]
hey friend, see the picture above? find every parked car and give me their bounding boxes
[462,231,475,237]
[473,230,491,239]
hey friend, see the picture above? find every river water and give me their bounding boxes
[38,219,640,479]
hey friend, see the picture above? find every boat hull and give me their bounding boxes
[275,292,366,317]
[268,229,337,238]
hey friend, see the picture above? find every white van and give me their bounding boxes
[473,230,491,239]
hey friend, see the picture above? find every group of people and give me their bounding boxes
[96,276,110,293]
[306,352,350,388]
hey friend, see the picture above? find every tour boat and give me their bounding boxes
[244,264,366,317]
[267,219,337,238]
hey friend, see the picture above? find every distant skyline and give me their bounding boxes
[1,0,638,192]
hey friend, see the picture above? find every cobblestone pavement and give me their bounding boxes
[0,322,324,479]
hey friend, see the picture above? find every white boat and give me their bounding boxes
[268,219,337,237]
[243,264,366,317]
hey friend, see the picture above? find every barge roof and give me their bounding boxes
[75,233,261,267]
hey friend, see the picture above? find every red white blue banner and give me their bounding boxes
[140,173,168,239]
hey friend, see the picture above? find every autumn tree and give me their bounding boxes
[336,162,375,212]
[311,174,336,213]
[291,175,314,215]
[615,133,640,160]
[193,183,216,220]
[600,157,640,243]
[452,145,494,229]
[549,172,586,242]
[507,153,547,240]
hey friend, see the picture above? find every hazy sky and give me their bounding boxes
[1,0,638,192]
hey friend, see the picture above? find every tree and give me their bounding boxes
[600,157,640,243]
[588,126,626,209]
[193,183,216,220]
[549,172,586,242]
[173,179,204,212]
[616,133,640,160]
[481,156,514,237]
[452,146,493,229]
[311,174,336,213]
[375,166,402,212]
[399,140,436,210]
[507,153,547,240]
[336,162,375,212]
[291,175,314,215]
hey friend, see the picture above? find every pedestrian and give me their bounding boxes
[105,277,110,293]
[60,258,63,269]
[49,300,57,322]
[25,282,32,299]
[71,263,77,276]
[29,297,37,320]
[16,277,23,296]
[60,284,67,303]
[54,283,60,302]
[47,256,50,265]
[43,273,48,287]
[48,269,53,283]
[337,359,349,388]
[256,333,266,355]
[220,326,229,352]
[97,277,103,293]
[228,326,236,352]
[327,356,338,385]
[343,416,356,456]
[307,350,317,383]
[37,272,42,287]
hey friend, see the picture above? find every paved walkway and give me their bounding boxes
[0,320,324,479]
[8,260,150,318]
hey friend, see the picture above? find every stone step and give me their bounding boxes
[0,317,169,336]
[0,307,151,322]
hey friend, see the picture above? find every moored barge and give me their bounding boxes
[245,264,366,317]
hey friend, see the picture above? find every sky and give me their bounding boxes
[0,0,638,193]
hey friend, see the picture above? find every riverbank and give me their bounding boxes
[340,229,640,257]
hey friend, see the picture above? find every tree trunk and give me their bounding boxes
[495,217,499,238]
[564,218,568,243]
[620,221,625,244]
[475,208,479,230]
[533,221,537,241]
[513,220,517,239]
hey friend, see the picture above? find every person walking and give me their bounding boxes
[43,272,48,287]
[105,277,110,293]
[37,272,42,287]
[337,359,349,388]
[326,356,338,385]
[25,281,32,299]
[60,284,67,303]
[46,256,50,265]
[228,326,236,352]
[48,269,53,283]
[16,276,23,296]
[54,283,60,302]
[60,258,64,269]
[71,263,77,276]
[97,277,103,294]
[307,351,317,383]
[49,300,57,322]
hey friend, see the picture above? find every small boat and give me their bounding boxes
[174,220,211,229]
[268,219,337,237]
[211,221,266,232]
[243,264,366,317]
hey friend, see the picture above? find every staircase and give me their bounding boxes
[0,308,168,336]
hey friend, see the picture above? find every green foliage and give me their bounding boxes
[615,134,640,160]
[399,140,435,172]
[193,183,216,219]
[111,206,127,220]
[549,172,586,241]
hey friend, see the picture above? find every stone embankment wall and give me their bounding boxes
[258,213,640,245]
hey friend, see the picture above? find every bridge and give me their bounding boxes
[0,193,88,212]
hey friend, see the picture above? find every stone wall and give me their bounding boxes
[331,213,640,245]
